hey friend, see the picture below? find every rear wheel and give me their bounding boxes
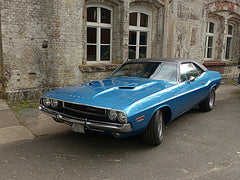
[199,87,216,111]
[143,109,165,146]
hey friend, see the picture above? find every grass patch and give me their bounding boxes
[8,100,39,126]
[8,100,39,113]
[233,91,240,95]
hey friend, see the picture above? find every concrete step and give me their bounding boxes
[0,99,35,145]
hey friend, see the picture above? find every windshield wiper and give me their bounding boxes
[111,75,129,78]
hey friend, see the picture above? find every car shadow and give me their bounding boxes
[20,105,215,155]
[35,129,155,153]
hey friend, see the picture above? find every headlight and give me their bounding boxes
[118,112,127,123]
[51,99,58,109]
[108,110,128,123]
[108,110,118,121]
[42,98,51,107]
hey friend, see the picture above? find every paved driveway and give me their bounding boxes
[0,95,239,180]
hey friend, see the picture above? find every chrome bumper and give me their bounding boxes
[39,106,132,132]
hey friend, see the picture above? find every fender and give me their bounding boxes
[144,104,173,129]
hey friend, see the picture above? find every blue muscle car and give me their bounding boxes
[39,58,222,145]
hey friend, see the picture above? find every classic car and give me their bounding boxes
[39,58,222,145]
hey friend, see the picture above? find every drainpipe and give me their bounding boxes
[0,10,5,99]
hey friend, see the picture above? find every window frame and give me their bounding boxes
[224,24,234,61]
[128,7,152,59]
[87,4,113,63]
[204,21,217,61]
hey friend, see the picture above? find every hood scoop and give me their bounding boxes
[118,86,135,89]
[86,82,94,86]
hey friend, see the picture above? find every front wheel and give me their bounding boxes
[199,88,216,111]
[143,109,165,146]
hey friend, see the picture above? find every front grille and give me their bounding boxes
[40,98,118,123]
[63,102,106,116]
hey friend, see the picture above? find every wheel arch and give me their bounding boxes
[151,105,173,126]
[207,83,217,95]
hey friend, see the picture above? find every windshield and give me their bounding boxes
[111,62,178,82]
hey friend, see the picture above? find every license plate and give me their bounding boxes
[72,123,85,134]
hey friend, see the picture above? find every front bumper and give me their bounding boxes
[39,106,132,133]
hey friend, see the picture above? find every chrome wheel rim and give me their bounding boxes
[209,90,215,108]
[158,122,162,138]
[158,112,163,139]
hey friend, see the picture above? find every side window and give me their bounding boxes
[193,64,204,76]
[180,63,202,82]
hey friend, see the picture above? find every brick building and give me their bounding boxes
[0,0,239,101]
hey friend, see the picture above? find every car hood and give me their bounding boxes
[42,78,176,110]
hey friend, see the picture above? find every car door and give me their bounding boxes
[173,62,207,116]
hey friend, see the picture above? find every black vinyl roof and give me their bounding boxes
[127,58,208,72]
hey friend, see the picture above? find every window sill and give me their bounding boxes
[203,60,238,66]
[222,60,238,66]
[203,61,226,67]
[203,61,226,74]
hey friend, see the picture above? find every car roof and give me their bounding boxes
[127,58,208,71]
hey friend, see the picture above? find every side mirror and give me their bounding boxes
[188,76,195,83]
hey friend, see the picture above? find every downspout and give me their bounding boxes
[0,10,5,99]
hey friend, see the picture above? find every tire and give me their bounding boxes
[199,87,216,111]
[143,109,165,146]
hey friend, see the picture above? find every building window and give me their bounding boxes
[87,5,112,62]
[225,24,234,60]
[204,21,216,60]
[128,10,151,59]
